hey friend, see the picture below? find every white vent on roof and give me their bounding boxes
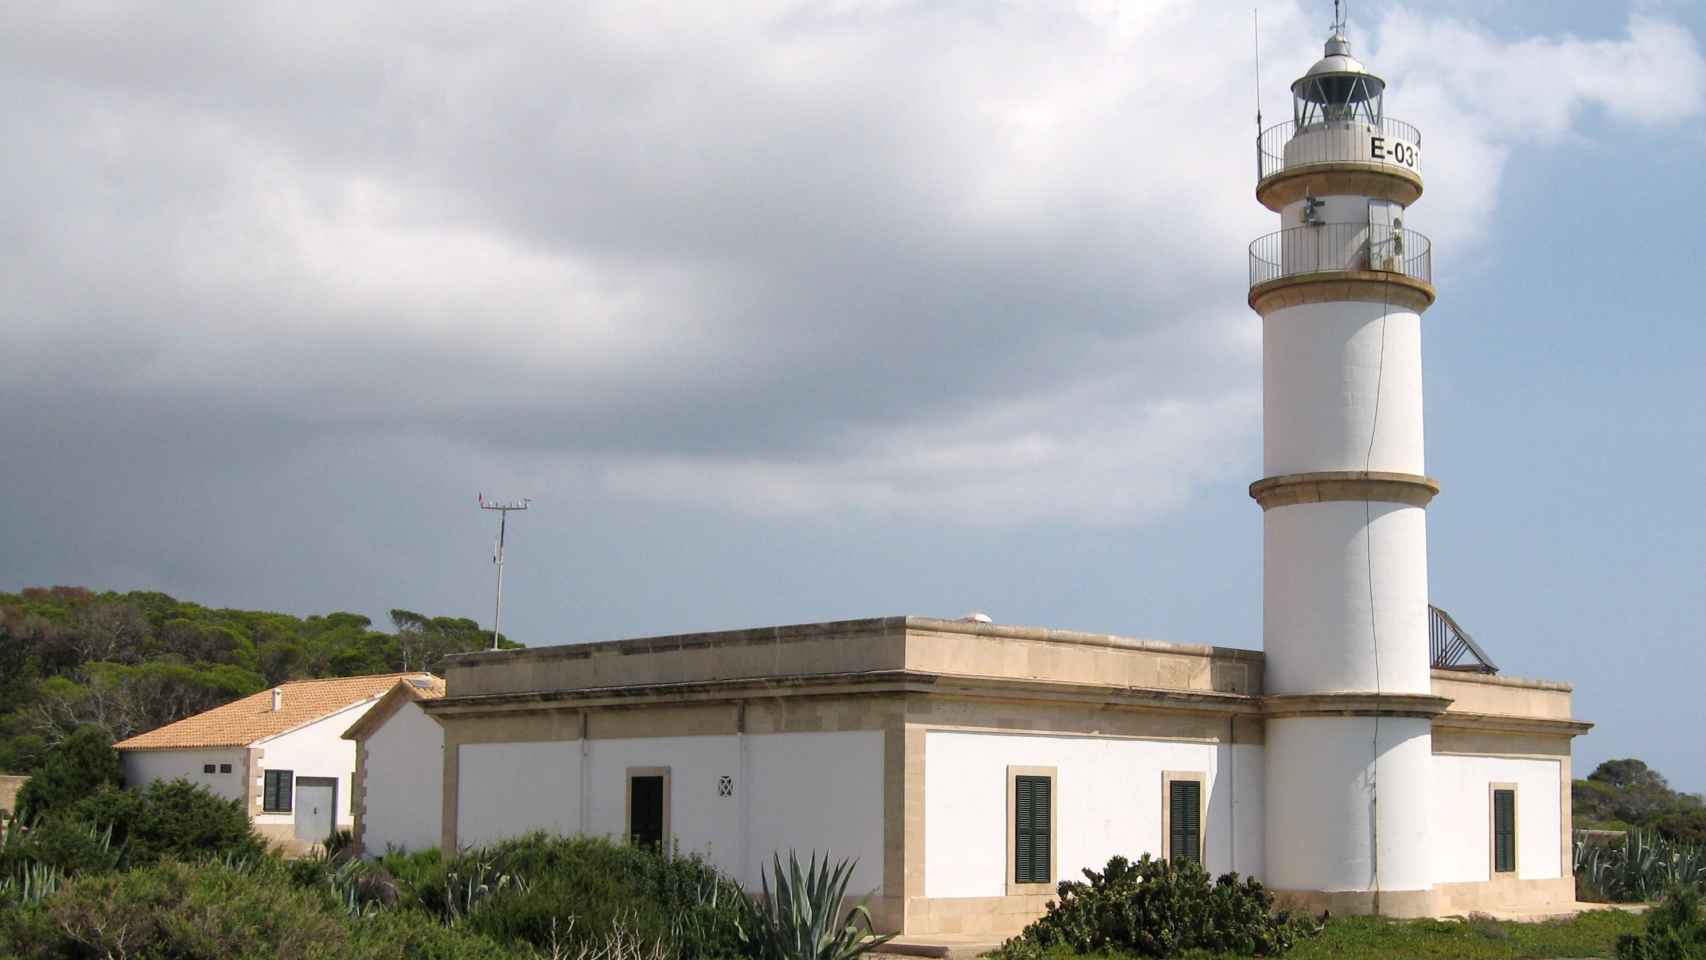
[271,688,283,712]
[958,612,994,624]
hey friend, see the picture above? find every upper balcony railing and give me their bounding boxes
[1257,117,1422,182]
[1248,222,1432,290]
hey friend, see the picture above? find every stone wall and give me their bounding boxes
[0,774,26,816]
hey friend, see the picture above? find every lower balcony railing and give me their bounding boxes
[1248,223,1432,290]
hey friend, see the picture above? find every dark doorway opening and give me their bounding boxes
[629,775,665,849]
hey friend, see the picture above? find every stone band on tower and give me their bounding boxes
[1251,23,1445,916]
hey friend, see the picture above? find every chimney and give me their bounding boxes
[271,688,283,712]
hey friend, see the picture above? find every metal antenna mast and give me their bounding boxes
[1333,0,1346,35]
[478,493,531,651]
[1254,8,1263,130]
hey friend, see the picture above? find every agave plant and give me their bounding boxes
[744,851,893,960]
[0,860,63,907]
[443,854,527,922]
[1577,829,1706,902]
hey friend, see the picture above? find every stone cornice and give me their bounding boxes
[1256,162,1424,212]
[423,669,1264,719]
[1249,270,1436,316]
[1433,711,1595,737]
[1262,692,1453,720]
[1250,471,1441,510]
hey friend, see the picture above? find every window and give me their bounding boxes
[203,763,215,774]
[625,768,670,850]
[264,769,294,813]
[1014,776,1052,883]
[1168,780,1202,864]
[218,763,232,774]
[1006,765,1056,893]
[1492,786,1517,874]
[1163,772,1206,866]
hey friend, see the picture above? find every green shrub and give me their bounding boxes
[0,858,538,960]
[71,779,265,867]
[742,851,892,960]
[993,854,1318,960]
[0,859,349,960]
[347,909,530,960]
[11,728,122,822]
[1616,884,1706,959]
[439,833,748,958]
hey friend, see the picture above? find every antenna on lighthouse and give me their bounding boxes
[478,493,531,651]
[1332,0,1347,36]
[1253,9,1263,131]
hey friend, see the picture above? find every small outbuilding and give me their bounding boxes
[341,675,446,855]
[114,672,435,853]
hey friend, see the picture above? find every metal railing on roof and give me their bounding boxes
[1257,117,1422,182]
[1430,604,1499,674]
[1248,222,1432,290]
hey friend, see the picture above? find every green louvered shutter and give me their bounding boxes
[1014,775,1051,884]
[1493,789,1516,873]
[1170,780,1201,865]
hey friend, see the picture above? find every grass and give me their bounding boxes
[1212,910,1647,959]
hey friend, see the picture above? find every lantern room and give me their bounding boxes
[1291,32,1385,127]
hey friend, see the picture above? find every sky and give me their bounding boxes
[1,1,1702,791]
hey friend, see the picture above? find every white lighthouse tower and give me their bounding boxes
[1250,10,1445,916]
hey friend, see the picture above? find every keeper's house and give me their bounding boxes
[390,616,1586,937]
[115,672,436,853]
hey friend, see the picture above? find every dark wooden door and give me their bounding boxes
[630,775,664,849]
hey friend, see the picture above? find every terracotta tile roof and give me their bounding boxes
[115,673,436,751]
[340,675,446,741]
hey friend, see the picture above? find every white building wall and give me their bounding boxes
[122,748,246,802]
[1431,755,1562,883]
[1264,300,1425,479]
[455,731,885,895]
[458,741,582,849]
[923,731,1264,900]
[1263,501,1432,696]
[744,731,886,895]
[253,699,374,832]
[361,701,444,855]
[1265,717,1433,894]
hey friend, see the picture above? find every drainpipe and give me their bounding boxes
[579,710,590,835]
[737,701,750,886]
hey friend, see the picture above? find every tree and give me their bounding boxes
[13,726,123,821]
[68,601,148,664]
[1587,759,1682,824]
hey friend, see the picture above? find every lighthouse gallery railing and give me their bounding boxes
[1257,117,1422,181]
[1248,223,1432,290]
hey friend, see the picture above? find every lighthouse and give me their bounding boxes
[1249,12,1444,916]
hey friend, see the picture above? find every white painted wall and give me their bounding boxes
[1282,123,1420,178]
[923,730,1264,899]
[458,741,582,849]
[1263,500,1432,696]
[1264,300,1425,478]
[744,731,886,895]
[361,700,444,854]
[1265,717,1433,894]
[1431,755,1562,882]
[122,748,246,802]
[454,731,885,895]
[253,698,374,832]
